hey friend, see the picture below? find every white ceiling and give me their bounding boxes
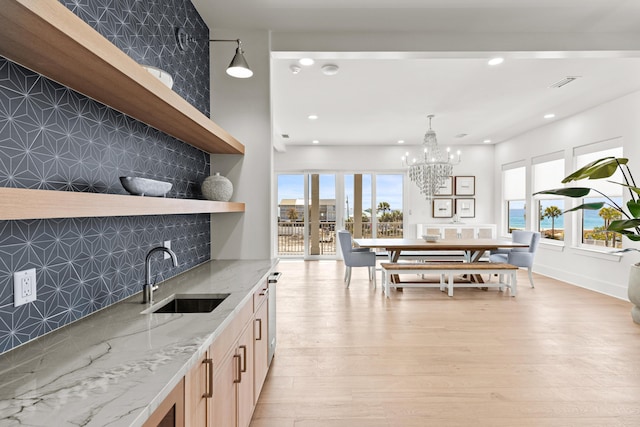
[192,0,640,148]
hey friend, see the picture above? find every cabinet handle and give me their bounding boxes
[203,358,213,398]
[233,354,241,383]
[239,345,247,373]
[255,318,262,341]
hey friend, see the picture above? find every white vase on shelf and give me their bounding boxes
[202,173,233,202]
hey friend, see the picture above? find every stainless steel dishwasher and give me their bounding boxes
[267,272,281,366]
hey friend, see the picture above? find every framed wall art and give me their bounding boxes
[432,198,453,218]
[455,176,475,196]
[455,198,476,218]
[435,176,453,196]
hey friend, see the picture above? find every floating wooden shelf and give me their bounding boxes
[0,188,245,220]
[0,0,244,155]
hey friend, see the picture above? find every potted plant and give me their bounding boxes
[534,157,640,323]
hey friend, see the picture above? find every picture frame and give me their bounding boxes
[455,198,476,218]
[432,198,453,218]
[435,176,453,196]
[455,176,475,196]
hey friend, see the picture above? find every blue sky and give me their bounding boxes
[278,174,403,213]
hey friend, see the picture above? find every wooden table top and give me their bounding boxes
[353,238,528,251]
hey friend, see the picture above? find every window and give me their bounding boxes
[574,143,623,249]
[503,165,526,233]
[375,174,404,238]
[533,156,565,241]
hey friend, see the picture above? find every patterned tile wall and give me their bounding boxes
[0,0,212,354]
[60,0,211,117]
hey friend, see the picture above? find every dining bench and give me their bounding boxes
[380,262,518,298]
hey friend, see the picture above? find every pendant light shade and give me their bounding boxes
[226,44,253,78]
[211,39,253,79]
[175,29,253,79]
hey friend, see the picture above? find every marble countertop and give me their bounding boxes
[0,259,278,427]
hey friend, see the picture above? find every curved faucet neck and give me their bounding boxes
[145,247,178,283]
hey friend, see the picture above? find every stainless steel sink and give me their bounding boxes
[142,294,230,314]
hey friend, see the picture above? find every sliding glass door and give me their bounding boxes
[276,172,404,258]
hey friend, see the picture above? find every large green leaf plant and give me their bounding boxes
[534,157,640,241]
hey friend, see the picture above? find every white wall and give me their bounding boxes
[494,90,640,300]
[210,30,273,260]
[275,144,495,238]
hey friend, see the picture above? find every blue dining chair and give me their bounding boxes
[489,230,541,287]
[337,230,377,288]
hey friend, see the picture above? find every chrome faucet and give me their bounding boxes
[143,246,178,304]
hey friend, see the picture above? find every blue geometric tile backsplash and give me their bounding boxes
[0,0,212,354]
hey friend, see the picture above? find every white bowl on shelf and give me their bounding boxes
[422,234,440,242]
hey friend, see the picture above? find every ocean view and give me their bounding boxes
[509,208,606,230]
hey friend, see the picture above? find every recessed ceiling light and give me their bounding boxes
[397,140,405,144]
[483,139,492,144]
[290,64,301,74]
[544,113,556,119]
[299,58,315,66]
[308,114,318,120]
[488,57,504,66]
[321,64,339,75]
[312,140,319,144]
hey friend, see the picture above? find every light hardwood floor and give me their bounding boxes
[251,260,640,427]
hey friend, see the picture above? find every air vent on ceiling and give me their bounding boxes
[455,133,468,139]
[281,134,290,139]
[550,76,581,88]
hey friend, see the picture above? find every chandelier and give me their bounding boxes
[402,115,461,201]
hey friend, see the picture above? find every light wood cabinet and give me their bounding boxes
[211,321,254,427]
[143,378,185,427]
[185,279,272,427]
[211,342,239,427]
[185,352,211,427]
[236,323,255,427]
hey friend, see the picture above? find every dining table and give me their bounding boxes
[353,238,529,284]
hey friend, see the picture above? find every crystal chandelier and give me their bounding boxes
[402,115,461,201]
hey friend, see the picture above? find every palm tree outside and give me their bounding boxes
[599,206,622,247]
[542,205,563,240]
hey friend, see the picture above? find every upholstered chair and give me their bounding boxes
[337,230,377,288]
[489,230,541,287]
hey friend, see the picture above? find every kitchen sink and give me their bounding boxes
[142,294,230,314]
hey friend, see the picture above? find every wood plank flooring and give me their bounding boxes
[251,260,640,427]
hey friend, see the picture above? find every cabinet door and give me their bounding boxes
[143,378,185,427]
[185,352,211,427]
[237,323,255,427]
[212,348,238,427]
[253,300,269,403]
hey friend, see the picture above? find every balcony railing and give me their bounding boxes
[277,221,403,255]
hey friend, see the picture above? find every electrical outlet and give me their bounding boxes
[14,268,37,307]
[164,240,171,259]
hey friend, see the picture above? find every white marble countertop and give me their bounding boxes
[0,259,278,426]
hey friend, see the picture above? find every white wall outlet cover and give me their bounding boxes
[164,240,171,259]
[14,268,37,307]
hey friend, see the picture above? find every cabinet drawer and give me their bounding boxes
[211,298,253,366]
[253,281,269,312]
